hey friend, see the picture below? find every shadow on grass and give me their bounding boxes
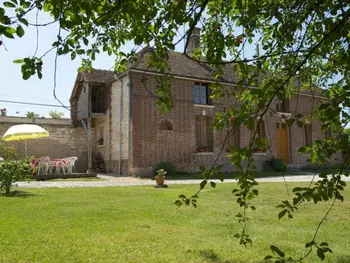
[0,190,39,198]
[335,255,350,263]
[199,249,242,263]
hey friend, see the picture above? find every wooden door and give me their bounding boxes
[276,123,289,163]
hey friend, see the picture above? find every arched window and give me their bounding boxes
[157,120,174,131]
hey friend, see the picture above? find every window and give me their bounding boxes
[194,82,211,105]
[304,124,312,147]
[195,116,213,152]
[97,126,104,146]
[275,97,289,112]
[228,119,240,150]
[324,128,332,140]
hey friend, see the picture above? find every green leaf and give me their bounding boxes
[278,209,287,219]
[3,27,15,39]
[22,71,32,80]
[264,255,273,260]
[270,245,285,258]
[13,59,24,63]
[263,61,269,70]
[200,180,207,189]
[3,2,16,8]
[37,70,42,79]
[71,51,76,60]
[16,25,24,37]
[209,181,216,188]
[19,18,28,26]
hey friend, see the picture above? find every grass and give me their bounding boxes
[0,183,349,263]
[168,171,309,180]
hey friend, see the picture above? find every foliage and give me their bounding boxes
[0,108,7,115]
[26,111,39,118]
[2,0,350,261]
[156,168,167,177]
[0,142,18,160]
[264,158,287,172]
[153,161,176,177]
[0,159,31,195]
[48,110,64,119]
[300,163,349,172]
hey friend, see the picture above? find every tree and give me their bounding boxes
[48,110,64,119]
[26,111,39,118]
[1,1,349,261]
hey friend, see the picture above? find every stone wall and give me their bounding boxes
[0,116,90,172]
[92,75,130,175]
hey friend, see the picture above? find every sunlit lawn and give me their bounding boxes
[0,183,349,263]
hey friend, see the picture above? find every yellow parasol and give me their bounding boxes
[2,124,49,158]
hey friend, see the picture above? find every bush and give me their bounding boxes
[0,160,31,195]
[264,158,287,172]
[153,161,176,177]
[0,143,17,160]
[300,163,347,172]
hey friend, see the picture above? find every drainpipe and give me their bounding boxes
[127,71,132,176]
[87,83,93,173]
[119,78,124,175]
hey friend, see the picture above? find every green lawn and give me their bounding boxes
[168,171,310,180]
[0,183,349,263]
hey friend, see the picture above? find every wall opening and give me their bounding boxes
[157,120,174,131]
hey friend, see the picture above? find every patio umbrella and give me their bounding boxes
[1,124,49,158]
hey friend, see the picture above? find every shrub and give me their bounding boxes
[153,161,176,177]
[264,158,287,172]
[300,163,347,172]
[0,143,17,160]
[0,160,31,195]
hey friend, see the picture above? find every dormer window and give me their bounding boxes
[194,82,211,105]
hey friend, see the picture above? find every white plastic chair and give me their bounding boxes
[65,157,77,174]
[38,157,50,175]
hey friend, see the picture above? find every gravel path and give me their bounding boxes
[14,174,350,189]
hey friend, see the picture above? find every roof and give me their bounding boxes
[79,69,115,83]
[129,48,239,84]
[70,50,325,100]
[70,69,115,101]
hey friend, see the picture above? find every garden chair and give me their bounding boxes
[48,159,67,174]
[37,157,50,175]
[64,157,78,174]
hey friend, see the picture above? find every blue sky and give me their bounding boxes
[0,12,122,118]
[0,11,254,119]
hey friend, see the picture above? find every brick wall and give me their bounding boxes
[129,72,342,175]
[0,117,91,172]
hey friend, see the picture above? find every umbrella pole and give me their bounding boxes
[25,139,28,158]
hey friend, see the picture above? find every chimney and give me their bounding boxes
[186,27,201,54]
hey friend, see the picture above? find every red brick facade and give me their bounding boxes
[128,71,342,174]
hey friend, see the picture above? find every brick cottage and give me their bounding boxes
[70,29,341,176]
